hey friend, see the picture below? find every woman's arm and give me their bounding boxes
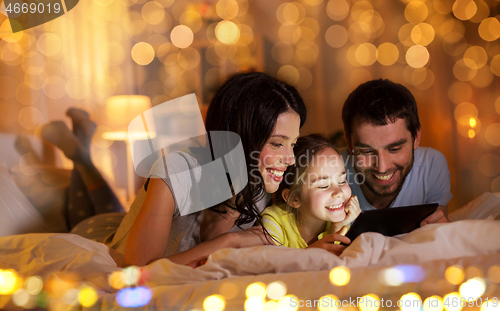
[166,226,271,265]
[123,178,175,266]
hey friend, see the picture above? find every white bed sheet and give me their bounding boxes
[0,193,499,310]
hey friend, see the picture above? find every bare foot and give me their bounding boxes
[66,108,97,150]
[41,121,89,163]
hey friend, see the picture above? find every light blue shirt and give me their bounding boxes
[340,147,452,211]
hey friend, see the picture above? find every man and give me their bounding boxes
[341,79,451,225]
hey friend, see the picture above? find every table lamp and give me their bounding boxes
[101,95,154,202]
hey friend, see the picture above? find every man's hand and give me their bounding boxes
[307,233,351,256]
[420,208,449,226]
[331,195,361,234]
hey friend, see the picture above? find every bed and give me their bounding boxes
[0,133,499,311]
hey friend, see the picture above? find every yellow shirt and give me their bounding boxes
[261,204,332,249]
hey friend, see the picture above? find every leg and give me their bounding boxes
[41,110,124,229]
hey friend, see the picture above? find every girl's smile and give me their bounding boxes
[297,147,352,224]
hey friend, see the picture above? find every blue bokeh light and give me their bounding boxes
[395,265,426,283]
[116,286,152,308]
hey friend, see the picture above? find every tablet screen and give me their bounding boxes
[345,203,439,242]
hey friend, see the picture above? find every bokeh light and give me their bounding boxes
[453,0,477,21]
[464,46,488,69]
[122,266,141,286]
[277,65,299,86]
[216,0,239,20]
[470,0,489,23]
[327,0,349,21]
[12,289,35,308]
[454,102,478,127]
[109,270,126,290]
[204,294,226,311]
[355,43,377,66]
[359,294,380,311]
[246,282,267,299]
[411,23,435,46]
[485,124,500,146]
[400,293,422,311]
[215,20,240,45]
[459,277,486,301]
[37,33,62,57]
[318,294,339,311]
[406,45,429,68]
[423,295,444,311]
[266,281,287,300]
[78,286,98,307]
[405,1,428,24]
[131,42,155,66]
[219,281,238,300]
[490,55,500,77]
[325,25,348,48]
[488,265,500,283]
[445,266,465,285]
[277,2,302,25]
[277,295,299,311]
[116,286,152,308]
[481,299,500,311]
[0,269,19,295]
[470,66,494,88]
[24,276,43,295]
[478,17,500,41]
[443,292,463,311]
[377,43,399,66]
[245,296,265,311]
[454,59,477,81]
[171,25,194,48]
[180,9,202,32]
[141,1,165,25]
[329,266,351,286]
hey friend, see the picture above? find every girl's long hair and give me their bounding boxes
[205,71,307,227]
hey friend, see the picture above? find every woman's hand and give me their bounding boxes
[331,195,361,234]
[306,233,350,256]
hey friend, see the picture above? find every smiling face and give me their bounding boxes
[258,111,301,193]
[296,148,351,223]
[348,118,421,207]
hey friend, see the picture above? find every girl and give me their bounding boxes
[107,72,308,266]
[262,134,360,254]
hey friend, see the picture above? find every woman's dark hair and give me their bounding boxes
[342,79,421,144]
[205,71,307,227]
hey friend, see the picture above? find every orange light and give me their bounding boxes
[469,117,477,128]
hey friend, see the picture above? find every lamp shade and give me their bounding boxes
[104,95,152,132]
[102,95,153,141]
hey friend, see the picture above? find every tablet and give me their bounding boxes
[345,203,439,242]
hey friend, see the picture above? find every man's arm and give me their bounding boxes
[421,149,452,226]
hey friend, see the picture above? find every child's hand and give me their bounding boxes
[306,233,351,256]
[331,195,361,234]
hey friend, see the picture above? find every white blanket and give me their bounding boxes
[1,193,500,310]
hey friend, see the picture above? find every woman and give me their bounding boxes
[108,72,308,266]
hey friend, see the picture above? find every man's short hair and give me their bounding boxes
[342,79,421,143]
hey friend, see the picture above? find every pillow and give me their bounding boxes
[0,164,53,236]
[9,165,70,233]
[449,192,500,221]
